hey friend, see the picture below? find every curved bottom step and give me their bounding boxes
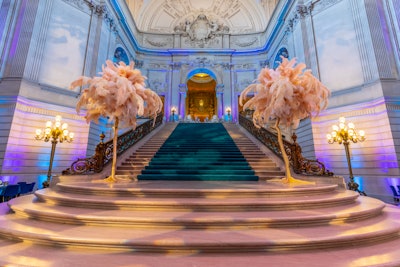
[1,232,400,267]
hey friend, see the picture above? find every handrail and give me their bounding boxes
[62,113,163,175]
[239,114,333,176]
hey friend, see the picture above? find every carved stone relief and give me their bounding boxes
[62,0,92,14]
[235,70,257,92]
[232,36,259,48]
[174,14,229,48]
[179,83,188,92]
[259,60,269,68]
[174,14,229,41]
[147,70,168,93]
[148,78,167,93]
[234,63,257,70]
[216,84,225,93]
[312,0,343,14]
[236,78,254,92]
[145,37,173,47]
[188,56,214,67]
[148,63,169,69]
[133,59,144,69]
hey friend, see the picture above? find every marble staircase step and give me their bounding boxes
[0,197,398,253]
[55,181,339,197]
[8,194,385,229]
[33,188,359,212]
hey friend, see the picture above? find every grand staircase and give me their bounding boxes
[137,123,259,181]
[117,123,285,181]
[0,123,400,267]
[115,123,177,178]
[224,123,285,180]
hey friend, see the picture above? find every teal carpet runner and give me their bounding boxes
[137,123,258,181]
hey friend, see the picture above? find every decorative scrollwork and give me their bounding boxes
[62,114,163,175]
[239,114,333,177]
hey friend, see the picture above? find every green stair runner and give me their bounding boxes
[137,123,258,181]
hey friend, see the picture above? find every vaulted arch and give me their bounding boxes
[128,0,277,35]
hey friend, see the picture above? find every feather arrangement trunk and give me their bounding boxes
[71,60,163,182]
[240,57,330,184]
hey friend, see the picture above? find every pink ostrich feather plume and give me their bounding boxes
[240,57,330,128]
[70,60,162,128]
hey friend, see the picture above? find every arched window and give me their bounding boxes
[273,47,289,69]
[113,47,129,65]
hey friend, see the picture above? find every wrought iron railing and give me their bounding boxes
[239,114,333,176]
[62,114,163,175]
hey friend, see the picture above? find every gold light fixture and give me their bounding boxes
[171,107,177,122]
[226,107,231,121]
[35,115,74,187]
[327,116,366,195]
[194,73,209,78]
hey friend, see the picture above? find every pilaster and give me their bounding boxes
[356,0,395,79]
[25,0,54,81]
[4,0,39,78]
[298,3,320,78]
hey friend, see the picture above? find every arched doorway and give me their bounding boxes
[186,70,217,122]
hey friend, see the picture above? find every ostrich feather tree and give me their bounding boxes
[70,60,163,182]
[240,57,330,184]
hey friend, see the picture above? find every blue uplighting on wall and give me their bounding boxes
[37,175,48,189]
[353,176,364,191]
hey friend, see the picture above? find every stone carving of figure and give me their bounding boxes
[174,14,229,42]
[173,22,185,33]
[210,20,218,32]
[190,14,209,41]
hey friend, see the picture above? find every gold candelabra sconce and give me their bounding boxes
[226,107,231,121]
[326,116,366,195]
[171,107,177,122]
[35,115,74,187]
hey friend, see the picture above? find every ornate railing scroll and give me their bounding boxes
[239,114,333,176]
[62,114,163,175]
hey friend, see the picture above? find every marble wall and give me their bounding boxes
[38,0,90,90]
[313,1,364,91]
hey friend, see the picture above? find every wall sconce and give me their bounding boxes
[326,116,366,195]
[171,107,177,122]
[225,107,231,122]
[35,115,74,187]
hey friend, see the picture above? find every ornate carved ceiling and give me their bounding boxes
[125,0,279,34]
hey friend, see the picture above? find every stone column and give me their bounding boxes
[216,84,224,119]
[297,3,320,79]
[178,83,187,120]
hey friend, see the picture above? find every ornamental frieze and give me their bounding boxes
[62,0,91,13]
[232,37,258,48]
[312,0,343,14]
[145,37,173,47]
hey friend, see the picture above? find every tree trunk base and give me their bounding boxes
[103,176,117,183]
[282,176,315,185]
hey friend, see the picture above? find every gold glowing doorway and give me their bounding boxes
[186,73,217,122]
